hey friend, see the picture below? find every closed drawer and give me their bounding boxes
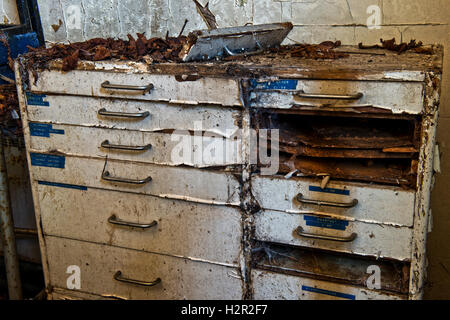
[29,123,242,167]
[25,95,241,137]
[46,237,243,300]
[38,184,241,265]
[249,79,424,114]
[29,154,240,206]
[252,175,415,227]
[254,210,412,261]
[29,70,242,107]
[50,289,108,300]
[252,270,405,300]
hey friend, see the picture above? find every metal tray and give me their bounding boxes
[180,22,293,62]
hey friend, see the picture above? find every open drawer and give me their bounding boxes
[253,110,421,189]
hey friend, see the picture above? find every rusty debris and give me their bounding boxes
[252,242,410,295]
[359,38,434,55]
[263,41,348,60]
[192,0,218,30]
[0,32,15,71]
[254,111,420,188]
[22,33,189,73]
[0,85,22,136]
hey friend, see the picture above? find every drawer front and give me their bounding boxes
[29,154,240,206]
[30,70,242,107]
[254,210,412,261]
[249,79,424,114]
[252,270,405,300]
[50,289,108,300]
[46,237,243,300]
[25,95,241,137]
[29,124,242,167]
[38,184,242,265]
[252,176,415,227]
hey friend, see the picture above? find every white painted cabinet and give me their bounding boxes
[16,46,443,300]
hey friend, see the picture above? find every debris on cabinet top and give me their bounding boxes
[16,20,443,82]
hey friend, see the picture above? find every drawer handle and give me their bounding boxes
[101,140,152,152]
[108,214,157,229]
[114,271,161,287]
[296,193,358,208]
[102,171,152,185]
[295,226,357,242]
[101,81,154,93]
[98,108,150,119]
[294,91,363,100]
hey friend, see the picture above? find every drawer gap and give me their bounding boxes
[252,241,410,295]
[252,110,422,189]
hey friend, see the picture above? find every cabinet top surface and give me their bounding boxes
[32,45,443,81]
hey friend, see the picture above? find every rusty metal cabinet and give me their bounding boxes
[15,45,443,300]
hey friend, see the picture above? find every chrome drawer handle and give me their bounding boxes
[101,81,154,93]
[102,171,152,185]
[98,108,150,119]
[295,226,357,242]
[101,140,152,152]
[296,193,358,208]
[294,91,363,100]
[108,214,157,229]
[114,271,161,287]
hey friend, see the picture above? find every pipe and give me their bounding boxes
[0,134,23,300]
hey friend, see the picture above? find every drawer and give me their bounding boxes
[50,289,108,300]
[249,79,424,114]
[252,175,415,226]
[46,237,243,300]
[252,270,405,300]
[29,154,240,206]
[38,184,242,265]
[254,210,412,261]
[25,95,241,137]
[29,123,242,167]
[29,70,242,107]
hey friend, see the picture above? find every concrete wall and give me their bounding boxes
[33,0,450,299]
[0,0,19,24]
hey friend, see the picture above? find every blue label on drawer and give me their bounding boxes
[38,181,87,190]
[304,215,349,231]
[30,123,65,137]
[26,92,49,106]
[309,185,350,196]
[302,285,355,300]
[250,79,298,90]
[30,153,65,168]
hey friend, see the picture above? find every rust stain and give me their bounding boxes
[51,19,63,33]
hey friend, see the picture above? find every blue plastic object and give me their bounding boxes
[0,32,39,84]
